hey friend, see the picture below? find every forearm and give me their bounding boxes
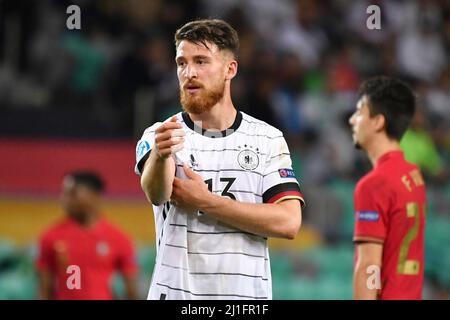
[353,242,382,300]
[140,149,175,205]
[353,265,378,300]
[199,194,301,239]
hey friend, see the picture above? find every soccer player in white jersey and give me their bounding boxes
[135,19,305,300]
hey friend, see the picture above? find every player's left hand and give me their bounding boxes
[171,164,212,212]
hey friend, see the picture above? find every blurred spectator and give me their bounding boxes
[36,171,138,300]
[396,8,447,82]
[60,31,106,95]
[400,108,446,182]
[109,33,178,132]
[271,52,305,135]
[326,46,360,94]
[425,67,450,126]
[1,0,448,146]
[239,48,281,128]
[277,0,328,69]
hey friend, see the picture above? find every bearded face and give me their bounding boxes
[179,78,225,114]
[176,40,232,114]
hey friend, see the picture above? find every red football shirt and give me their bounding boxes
[36,217,137,300]
[353,151,426,299]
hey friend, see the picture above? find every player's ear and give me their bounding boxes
[225,59,238,81]
[374,114,386,133]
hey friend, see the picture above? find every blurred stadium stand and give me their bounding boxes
[0,0,449,299]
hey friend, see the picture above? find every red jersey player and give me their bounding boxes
[36,171,138,300]
[349,76,426,300]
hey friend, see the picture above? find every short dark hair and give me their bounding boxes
[358,76,416,140]
[174,19,239,59]
[66,171,105,193]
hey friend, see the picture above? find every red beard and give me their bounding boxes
[180,80,225,114]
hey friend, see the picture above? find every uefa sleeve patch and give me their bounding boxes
[278,168,296,178]
[136,140,151,161]
[356,211,380,222]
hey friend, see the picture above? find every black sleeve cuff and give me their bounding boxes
[136,151,151,175]
[262,182,305,206]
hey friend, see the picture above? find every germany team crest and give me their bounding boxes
[237,149,259,170]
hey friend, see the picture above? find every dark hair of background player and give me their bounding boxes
[65,171,105,193]
[358,76,416,141]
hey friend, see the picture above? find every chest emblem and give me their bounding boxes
[237,147,260,171]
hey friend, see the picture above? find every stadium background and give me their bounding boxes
[0,0,449,299]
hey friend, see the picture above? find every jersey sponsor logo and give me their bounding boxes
[356,211,380,222]
[136,140,150,160]
[278,168,295,178]
[237,149,259,170]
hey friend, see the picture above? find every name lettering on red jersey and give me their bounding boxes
[409,169,424,187]
[402,169,425,192]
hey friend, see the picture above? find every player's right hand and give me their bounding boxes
[154,116,185,159]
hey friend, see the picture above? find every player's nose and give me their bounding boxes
[185,64,198,80]
[348,113,355,127]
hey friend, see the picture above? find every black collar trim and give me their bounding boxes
[181,111,242,138]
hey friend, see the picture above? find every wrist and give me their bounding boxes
[152,148,169,161]
[199,192,220,212]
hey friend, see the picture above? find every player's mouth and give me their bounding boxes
[184,83,203,94]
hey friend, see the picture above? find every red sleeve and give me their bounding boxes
[353,178,389,242]
[35,233,54,272]
[115,234,138,276]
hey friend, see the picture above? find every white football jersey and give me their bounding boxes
[135,111,305,300]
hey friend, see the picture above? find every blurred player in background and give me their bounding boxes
[36,171,138,300]
[135,19,304,300]
[349,76,426,299]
